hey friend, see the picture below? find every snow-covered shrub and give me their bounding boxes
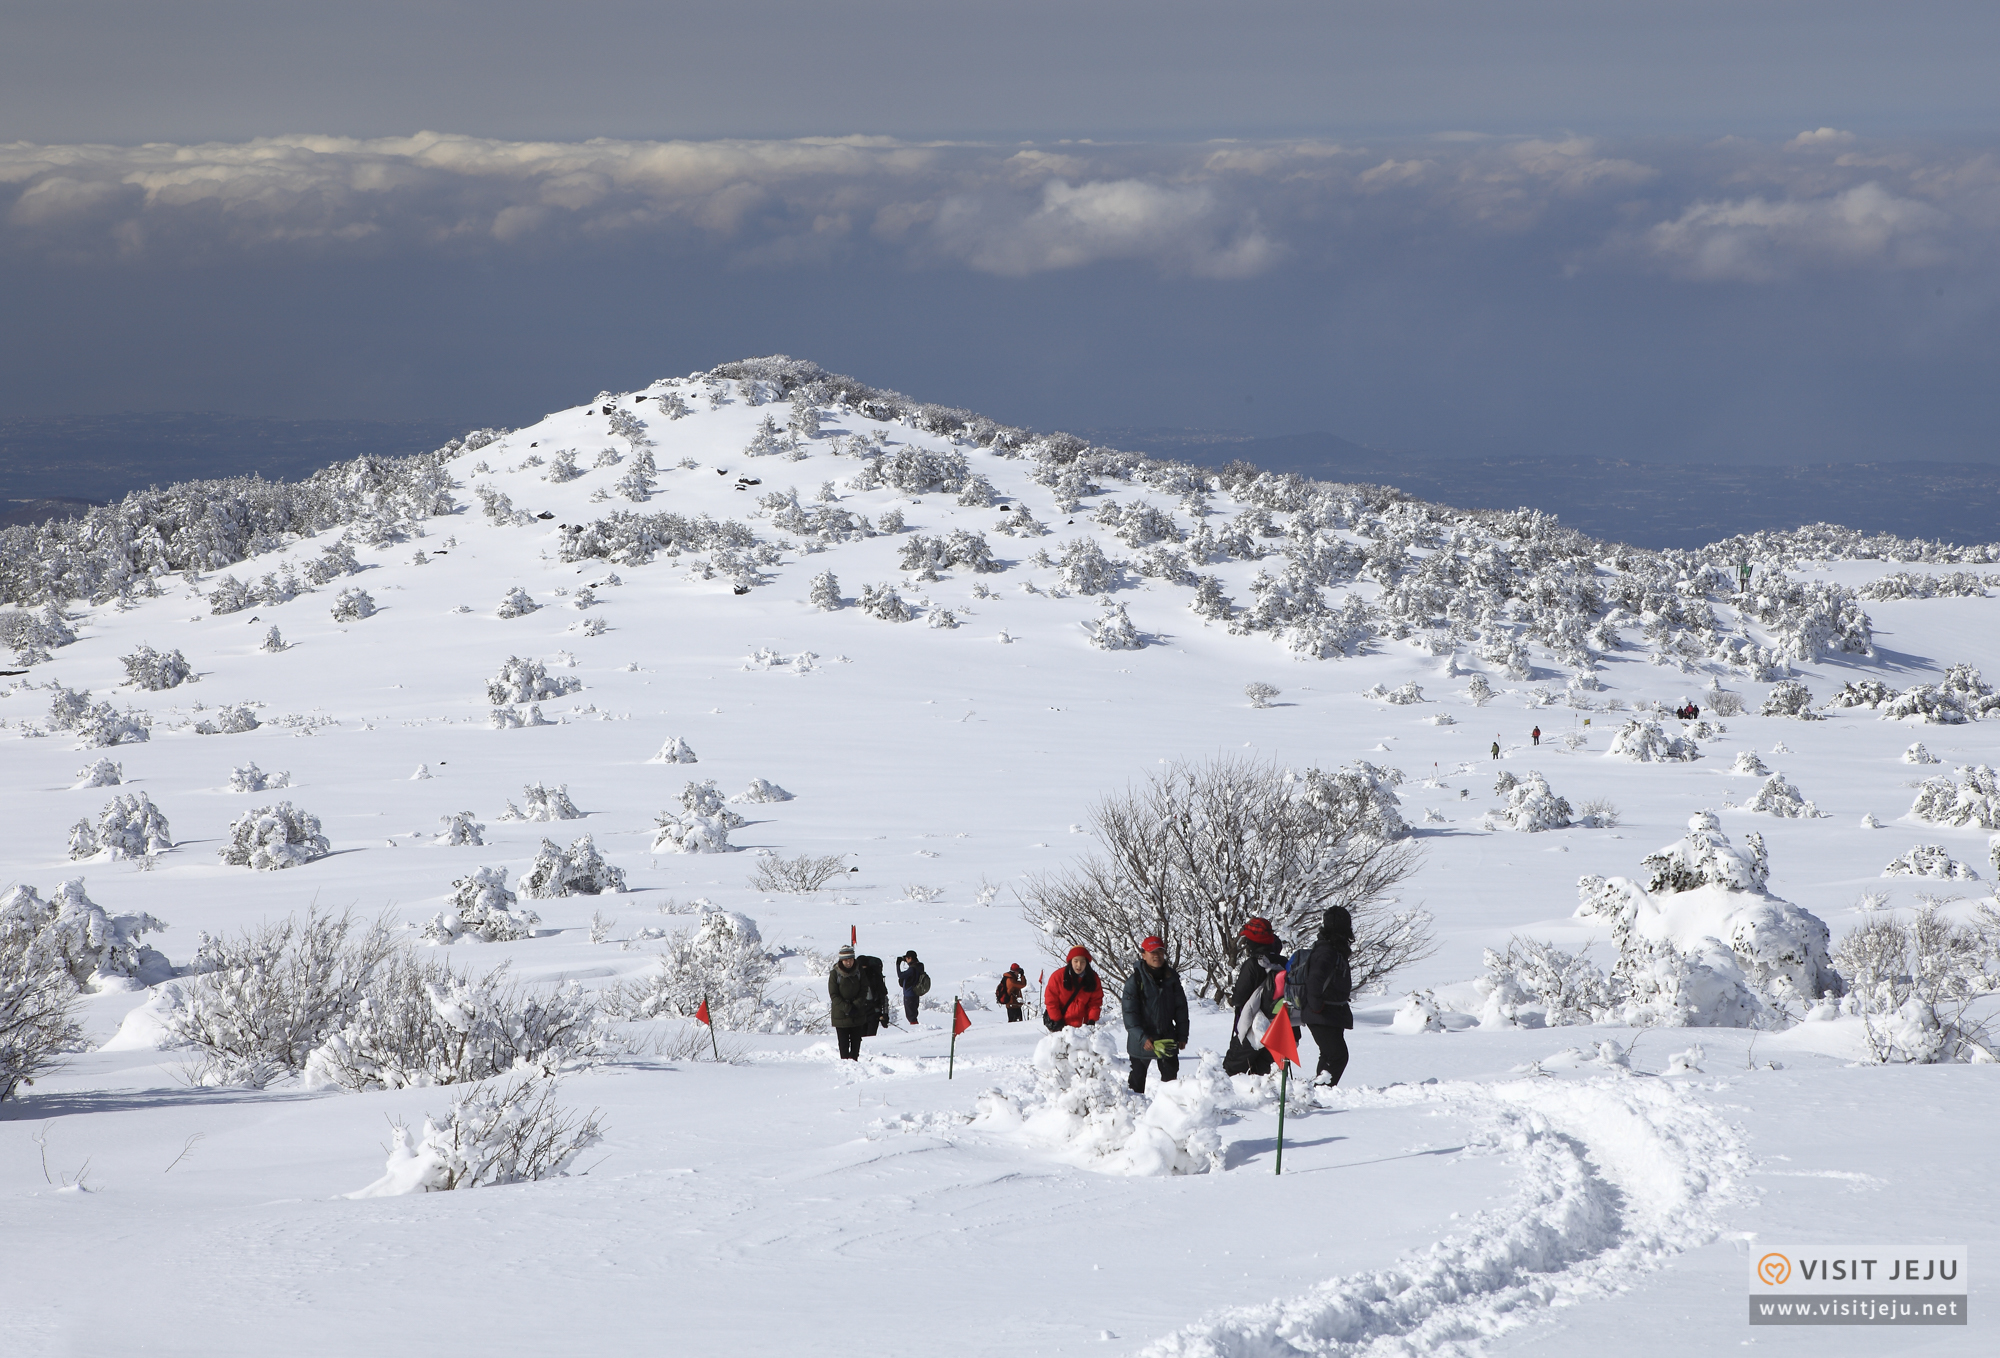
[69,791,174,860]
[972,1025,1228,1176]
[260,626,287,652]
[0,879,169,992]
[1475,937,1615,1027]
[1244,682,1279,709]
[1464,673,1495,706]
[1483,770,1573,832]
[1282,596,1376,660]
[425,867,538,943]
[120,644,195,690]
[1759,680,1818,719]
[0,938,82,1101]
[1189,575,1232,621]
[1086,601,1143,650]
[1910,765,2000,829]
[350,1074,604,1194]
[310,956,609,1091]
[899,530,1000,576]
[1730,751,1770,777]
[1292,760,1410,842]
[48,686,150,747]
[73,758,123,788]
[748,853,847,893]
[677,780,746,829]
[163,909,397,1085]
[1055,538,1118,594]
[1575,796,1620,829]
[1573,812,1841,1027]
[543,448,582,483]
[1882,845,1977,880]
[1825,679,1898,711]
[859,582,912,621]
[1360,681,1424,705]
[193,704,258,735]
[330,588,376,622]
[218,801,330,870]
[485,655,581,705]
[609,909,820,1032]
[1606,718,1700,762]
[1745,773,1824,819]
[1881,684,1969,725]
[1834,905,2000,1063]
[809,570,842,611]
[650,736,698,765]
[1704,687,1745,717]
[1904,742,1940,765]
[731,778,792,804]
[927,606,960,630]
[436,811,485,847]
[496,587,540,618]
[228,762,288,792]
[501,782,582,822]
[518,835,627,898]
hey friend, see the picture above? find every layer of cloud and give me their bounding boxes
[2,130,1996,282]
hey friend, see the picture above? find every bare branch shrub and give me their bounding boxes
[0,948,84,1102]
[163,909,396,1085]
[1577,796,1621,828]
[749,853,848,893]
[1834,902,2000,1063]
[1021,755,1430,1001]
[370,1075,604,1191]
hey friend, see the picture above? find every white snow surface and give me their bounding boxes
[5,369,2000,1357]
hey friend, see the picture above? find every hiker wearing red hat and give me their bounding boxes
[1121,936,1189,1093]
[1042,945,1103,1031]
[1224,916,1286,1076]
[994,963,1028,1022]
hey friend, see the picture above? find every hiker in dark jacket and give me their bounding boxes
[1121,935,1190,1093]
[995,964,1028,1022]
[828,945,873,1060]
[1223,917,1286,1076]
[896,950,928,1025]
[1293,906,1355,1086]
[1043,945,1103,1030]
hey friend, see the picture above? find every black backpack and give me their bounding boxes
[855,955,890,1033]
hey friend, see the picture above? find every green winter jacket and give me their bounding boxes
[828,962,872,1028]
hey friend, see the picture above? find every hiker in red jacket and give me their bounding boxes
[1043,945,1103,1030]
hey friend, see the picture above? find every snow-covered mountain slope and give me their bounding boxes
[5,358,1999,1357]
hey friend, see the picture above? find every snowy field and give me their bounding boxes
[4,361,1998,1356]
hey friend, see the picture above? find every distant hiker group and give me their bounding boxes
[1674,702,1701,720]
[830,912,1356,1086]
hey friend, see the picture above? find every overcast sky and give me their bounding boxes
[3,1,1997,463]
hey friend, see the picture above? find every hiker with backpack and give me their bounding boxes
[1121,935,1189,1093]
[995,963,1028,1022]
[828,945,880,1060]
[896,950,930,1025]
[1042,945,1103,1031]
[1223,917,1287,1076]
[1290,906,1355,1086]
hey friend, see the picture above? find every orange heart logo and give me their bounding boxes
[1758,1253,1791,1286]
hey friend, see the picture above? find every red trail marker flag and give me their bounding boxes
[949,999,971,1078]
[696,996,720,1062]
[1261,1002,1302,1173]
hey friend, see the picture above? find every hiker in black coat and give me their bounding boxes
[1294,906,1355,1086]
[828,945,875,1060]
[1120,935,1190,1093]
[896,950,928,1025]
[1223,916,1286,1076]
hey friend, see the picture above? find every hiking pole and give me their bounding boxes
[1274,1061,1288,1175]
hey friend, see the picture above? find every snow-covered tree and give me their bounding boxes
[436,811,485,846]
[1904,742,1940,765]
[260,626,287,652]
[1361,681,1424,705]
[609,910,817,1032]
[1730,751,1770,777]
[497,587,540,619]
[0,879,168,993]
[1910,765,2000,829]
[120,644,196,690]
[354,1074,604,1193]
[228,762,288,792]
[73,758,123,789]
[1882,845,1976,880]
[1056,538,1118,594]
[858,582,912,622]
[543,449,582,483]
[1745,773,1825,819]
[69,791,174,860]
[519,835,627,898]
[1484,770,1574,832]
[425,867,539,942]
[194,704,259,735]
[1244,682,1279,709]
[1606,718,1700,762]
[218,802,330,870]
[485,656,582,705]
[498,783,583,822]
[1759,680,1818,719]
[651,736,698,765]
[330,588,376,621]
[1086,600,1143,650]
[808,570,842,611]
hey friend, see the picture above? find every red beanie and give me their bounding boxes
[1066,944,1092,964]
[1240,917,1277,945]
